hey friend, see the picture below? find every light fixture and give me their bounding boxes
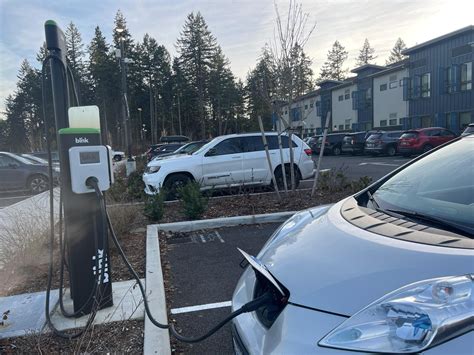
[115,27,124,34]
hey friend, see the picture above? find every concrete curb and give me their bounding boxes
[151,211,296,233]
[143,211,295,354]
[144,225,171,355]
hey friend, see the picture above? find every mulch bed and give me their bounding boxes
[0,320,144,354]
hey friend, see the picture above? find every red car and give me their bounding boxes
[397,127,457,157]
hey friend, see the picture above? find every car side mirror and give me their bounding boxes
[205,148,217,157]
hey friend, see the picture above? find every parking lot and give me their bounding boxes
[164,223,281,354]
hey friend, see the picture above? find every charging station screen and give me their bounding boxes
[79,151,100,164]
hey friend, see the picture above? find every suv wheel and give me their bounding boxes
[164,173,191,200]
[422,144,433,153]
[28,175,49,194]
[275,166,300,190]
[332,146,341,156]
[386,145,396,156]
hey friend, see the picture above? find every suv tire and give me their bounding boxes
[28,174,49,194]
[164,173,192,200]
[275,165,300,190]
[422,144,433,153]
[386,145,396,157]
[332,146,341,156]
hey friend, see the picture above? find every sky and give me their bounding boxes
[0,0,473,118]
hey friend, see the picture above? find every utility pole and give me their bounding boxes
[116,27,135,175]
[177,92,182,136]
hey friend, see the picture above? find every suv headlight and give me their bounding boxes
[146,165,161,174]
[319,275,473,353]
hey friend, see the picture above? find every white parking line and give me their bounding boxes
[171,301,232,315]
[215,231,225,243]
[358,162,400,167]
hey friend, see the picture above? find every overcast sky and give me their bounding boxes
[0,0,472,117]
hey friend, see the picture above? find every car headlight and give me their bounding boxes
[145,165,161,174]
[319,274,473,353]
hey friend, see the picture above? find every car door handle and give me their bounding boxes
[232,156,242,159]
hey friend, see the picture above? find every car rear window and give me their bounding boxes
[367,133,382,140]
[400,132,419,139]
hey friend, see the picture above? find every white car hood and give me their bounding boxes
[259,198,473,316]
[148,154,196,166]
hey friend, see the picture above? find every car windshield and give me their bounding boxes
[10,153,38,165]
[176,142,206,154]
[193,138,219,155]
[373,138,474,230]
[22,154,48,164]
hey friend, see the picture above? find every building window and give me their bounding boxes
[389,112,397,119]
[461,62,472,91]
[344,89,350,99]
[421,73,431,98]
[305,104,308,110]
[310,102,314,108]
[380,83,387,91]
[389,81,398,89]
[389,119,397,126]
[338,124,344,130]
[284,110,288,114]
[389,74,397,81]
[459,112,472,129]
[338,95,343,101]
[380,120,387,127]
[399,118,404,125]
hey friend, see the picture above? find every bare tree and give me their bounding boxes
[269,0,316,191]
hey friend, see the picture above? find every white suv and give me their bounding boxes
[143,132,314,195]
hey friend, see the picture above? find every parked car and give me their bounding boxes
[143,133,314,197]
[364,130,404,156]
[232,134,473,354]
[397,127,457,157]
[308,135,321,153]
[314,133,346,155]
[151,140,208,161]
[146,143,184,161]
[461,123,474,136]
[341,131,367,155]
[0,152,59,194]
[28,151,60,163]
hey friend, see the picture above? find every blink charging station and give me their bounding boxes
[44,20,114,317]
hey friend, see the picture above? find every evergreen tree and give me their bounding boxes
[88,26,120,144]
[356,38,377,66]
[176,12,217,138]
[4,94,29,152]
[290,43,314,97]
[386,38,407,65]
[318,41,348,82]
[0,119,9,151]
[246,46,276,130]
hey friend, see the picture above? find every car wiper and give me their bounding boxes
[366,190,381,210]
[386,209,473,238]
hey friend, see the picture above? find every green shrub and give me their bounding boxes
[317,167,350,192]
[144,191,166,221]
[178,182,208,220]
[126,171,146,200]
[351,176,373,193]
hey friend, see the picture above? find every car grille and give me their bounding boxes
[253,272,289,328]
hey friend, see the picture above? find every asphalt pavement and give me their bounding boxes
[166,223,281,354]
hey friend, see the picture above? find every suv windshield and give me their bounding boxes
[373,138,474,230]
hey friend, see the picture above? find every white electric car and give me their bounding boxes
[142,133,314,196]
[232,135,473,354]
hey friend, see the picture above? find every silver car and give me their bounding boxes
[232,135,473,354]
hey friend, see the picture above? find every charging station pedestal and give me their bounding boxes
[58,128,113,314]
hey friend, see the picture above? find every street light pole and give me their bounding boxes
[138,107,143,140]
[116,28,135,175]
